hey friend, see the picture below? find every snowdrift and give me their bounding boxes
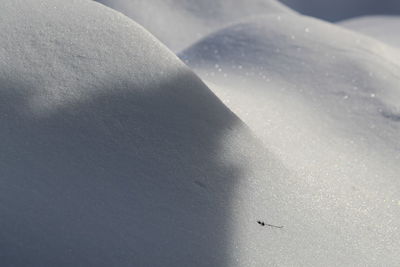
[1,0,400,266]
[280,0,400,21]
[94,0,295,51]
[0,0,289,266]
[181,14,400,265]
[340,16,400,48]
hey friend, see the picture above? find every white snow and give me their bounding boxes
[180,14,400,266]
[280,0,400,21]
[339,16,400,48]
[94,0,295,51]
[0,0,287,266]
[1,0,400,266]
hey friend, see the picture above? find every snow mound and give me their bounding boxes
[280,0,400,21]
[2,0,400,266]
[339,15,400,48]
[181,14,400,265]
[0,1,289,266]
[95,0,295,51]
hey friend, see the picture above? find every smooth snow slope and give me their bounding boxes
[340,16,400,48]
[280,0,400,21]
[181,14,400,266]
[0,0,293,266]
[95,0,295,52]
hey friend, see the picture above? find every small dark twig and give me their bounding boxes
[257,220,283,229]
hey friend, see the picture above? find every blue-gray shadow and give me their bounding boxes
[0,72,245,267]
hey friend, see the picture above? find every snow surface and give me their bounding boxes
[181,14,400,266]
[94,0,295,51]
[280,0,400,21]
[0,0,289,266]
[1,0,400,266]
[340,16,400,48]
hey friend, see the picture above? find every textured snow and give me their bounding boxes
[181,14,400,266]
[94,0,295,51]
[0,0,289,266]
[340,16,400,48]
[1,0,400,266]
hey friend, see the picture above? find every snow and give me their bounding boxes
[1,0,400,266]
[94,0,295,51]
[339,16,400,48]
[180,14,400,265]
[0,0,287,266]
[280,0,400,21]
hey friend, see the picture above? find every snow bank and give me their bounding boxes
[181,14,400,266]
[339,15,400,48]
[2,0,399,266]
[0,0,289,266]
[94,0,295,51]
[280,0,400,21]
